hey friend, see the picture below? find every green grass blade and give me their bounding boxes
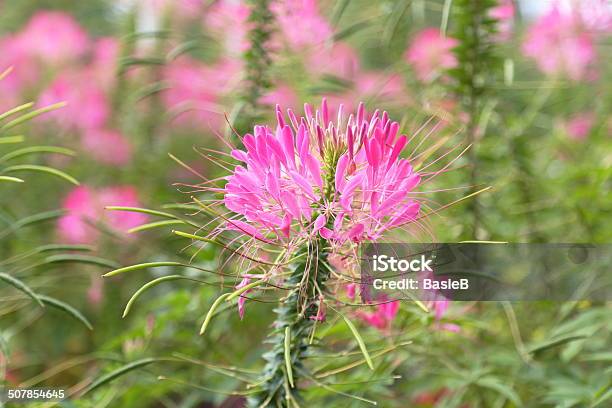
[284,326,295,388]
[123,275,193,318]
[104,261,183,277]
[80,358,159,396]
[0,102,34,122]
[44,254,120,269]
[0,176,24,183]
[200,293,231,335]
[2,164,79,185]
[127,220,185,233]
[105,206,178,219]
[0,135,25,144]
[0,272,44,307]
[225,280,264,302]
[0,146,75,162]
[1,102,66,130]
[38,295,92,330]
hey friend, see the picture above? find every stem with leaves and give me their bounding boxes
[448,0,500,239]
[248,239,330,408]
[237,0,275,135]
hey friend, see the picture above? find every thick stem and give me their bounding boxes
[248,239,330,408]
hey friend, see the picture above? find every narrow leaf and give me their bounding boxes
[104,261,183,277]
[284,326,295,388]
[81,358,159,396]
[0,102,34,122]
[44,254,120,269]
[341,313,374,370]
[0,176,24,183]
[0,135,25,144]
[1,102,66,130]
[200,293,231,335]
[0,146,75,162]
[105,206,178,219]
[0,272,44,307]
[128,220,185,233]
[2,164,79,185]
[528,334,589,354]
[38,295,92,330]
[123,275,193,318]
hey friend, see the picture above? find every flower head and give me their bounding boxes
[18,11,88,65]
[405,28,459,83]
[223,100,421,247]
[58,185,147,244]
[522,5,597,81]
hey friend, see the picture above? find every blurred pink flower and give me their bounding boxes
[490,0,515,41]
[0,37,38,111]
[307,42,360,79]
[89,37,120,89]
[58,185,147,244]
[82,128,133,165]
[162,57,239,129]
[356,298,400,331]
[19,11,88,65]
[38,72,110,130]
[522,6,596,81]
[405,28,459,82]
[273,0,333,49]
[204,0,251,55]
[575,0,612,33]
[87,275,104,306]
[563,112,595,141]
[259,84,299,109]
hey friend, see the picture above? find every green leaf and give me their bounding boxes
[0,102,34,122]
[0,135,25,144]
[1,102,66,130]
[38,295,93,330]
[2,164,79,185]
[80,358,159,396]
[284,326,295,388]
[127,220,185,233]
[0,176,24,183]
[105,206,178,219]
[0,146,75,162]
[528,334,589,354]
[340,313,374,370]
[0,272,44,307]
[104,261,183,277]
[200,293,231,335]
[476,376,523,407]
[44,254,120,269]
[122,275,197,318]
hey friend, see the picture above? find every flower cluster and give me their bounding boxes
[223,100,422,246]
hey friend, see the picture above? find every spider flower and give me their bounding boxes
[223,100,421,246]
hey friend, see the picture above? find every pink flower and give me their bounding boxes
[356,298,399,331]
[563,112,595,141]
[203,0,251,55]
[18,11,88,65]
[259,84,299,109]
[38,72,110,130]
[405,28,459,82]
[82,128,133,166]
[307,42,360,79]
[0,36,38,111]
[235,277,251,320]
[162,57,239,129]
[490,0,515,41]
[222,100,422,245]
[58,185,147,244]
[89,37,120,89]
[273,0,333,49]
[522,6,596,81]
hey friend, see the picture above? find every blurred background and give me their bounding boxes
[0,0,610,407]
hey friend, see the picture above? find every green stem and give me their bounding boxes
[248,239,330,407]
